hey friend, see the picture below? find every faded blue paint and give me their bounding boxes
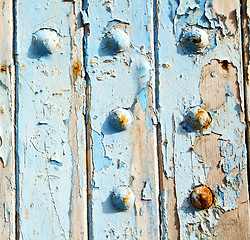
[158,0,247,238]
[92,130,112,172]
[138,88,149,112]
[87,0,159,238]
[16,0,86,238]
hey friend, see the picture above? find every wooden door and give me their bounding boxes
[0,0,249,239]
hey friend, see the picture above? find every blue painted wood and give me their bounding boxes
[0,0,15,238]
[16,0,87,239]
[10,0,250,239]
[85,0,160,238]
[157,0,250,238]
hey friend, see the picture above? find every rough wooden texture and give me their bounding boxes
[85,0,160,238]
[244,0,250,196]
[0,0,249,239]
[157,0,250,239]
[16,0,87,239]
[0,0,15,239]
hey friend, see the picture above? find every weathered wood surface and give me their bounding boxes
[157,0,250,239]
[16,0,87,239]
[85,0,160,238]
[0,0,15,239]
[0,0,249,239]
[244,0,250,197]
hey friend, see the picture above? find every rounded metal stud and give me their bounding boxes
[33,29,59,54]
[109,108,133,131]
[111,186,135,211]
[190,185,213,210]
[184,107,211,132]
[104,28,130,53]
[181,27,209,53]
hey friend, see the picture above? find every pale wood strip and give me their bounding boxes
[0,0,15,239]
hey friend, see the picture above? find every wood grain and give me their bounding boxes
[157,0,250,239]
[0,0,15,239]
[15,0,87,239]
[85,0,160,238]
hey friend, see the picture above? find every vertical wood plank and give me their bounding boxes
[16,0,87,239]
[243,0,250,198]
[0,0,15,239]
[157,0,249,239]
[85,0,160,238]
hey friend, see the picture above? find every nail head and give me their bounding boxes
[111,186,135,211]
[190,185,213,210]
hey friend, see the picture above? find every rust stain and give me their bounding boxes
[189,146,194,152]
[196,109,211,129]
[25,208,29,219]
[122,190,131,204]
[162,63,171,69]
[117,159,121,169]
[1,64,7,74]
[72,59,82,83]
[190,185,214,210]
[119,114,129,124]
[221,60,229,71]
[192,37,201,43]
[103,59,113,63]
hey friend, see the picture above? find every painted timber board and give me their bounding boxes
[157,0,250,239]
[0,0,248,239]
[16,0,87,239]
[0,0,15,239]
[85,0,160,239]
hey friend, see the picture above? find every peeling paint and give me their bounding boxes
[158,0,249,238]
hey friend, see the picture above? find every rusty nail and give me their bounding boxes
[33,29,59,54]
[189,146,194,151]
[181,27,209,53]
[104,28,130,53]
[190,185,213,210]
[111,186,135,211]
[184,107,211,132]
[109,108,133,131]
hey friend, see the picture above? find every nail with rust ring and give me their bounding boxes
[111,186,135,211]
[183,106,212,132]
[109,108,133,131]
[190,185,214,210]
[180,27,209,54]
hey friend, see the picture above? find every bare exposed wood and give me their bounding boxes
[157,0,249,239]
[0,0,15,239]
[243,0,250,194]
[85,0,160,238]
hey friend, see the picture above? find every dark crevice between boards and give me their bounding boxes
[153,0,165,238]
[240,0,250,195]
[82,0,93,239]
[13,0,20,239]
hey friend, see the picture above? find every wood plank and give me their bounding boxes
[0,0,15,239]
[85,0,160,238]
[16,0,87,239]
[243,0,250,198]
[157,0,249,239]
